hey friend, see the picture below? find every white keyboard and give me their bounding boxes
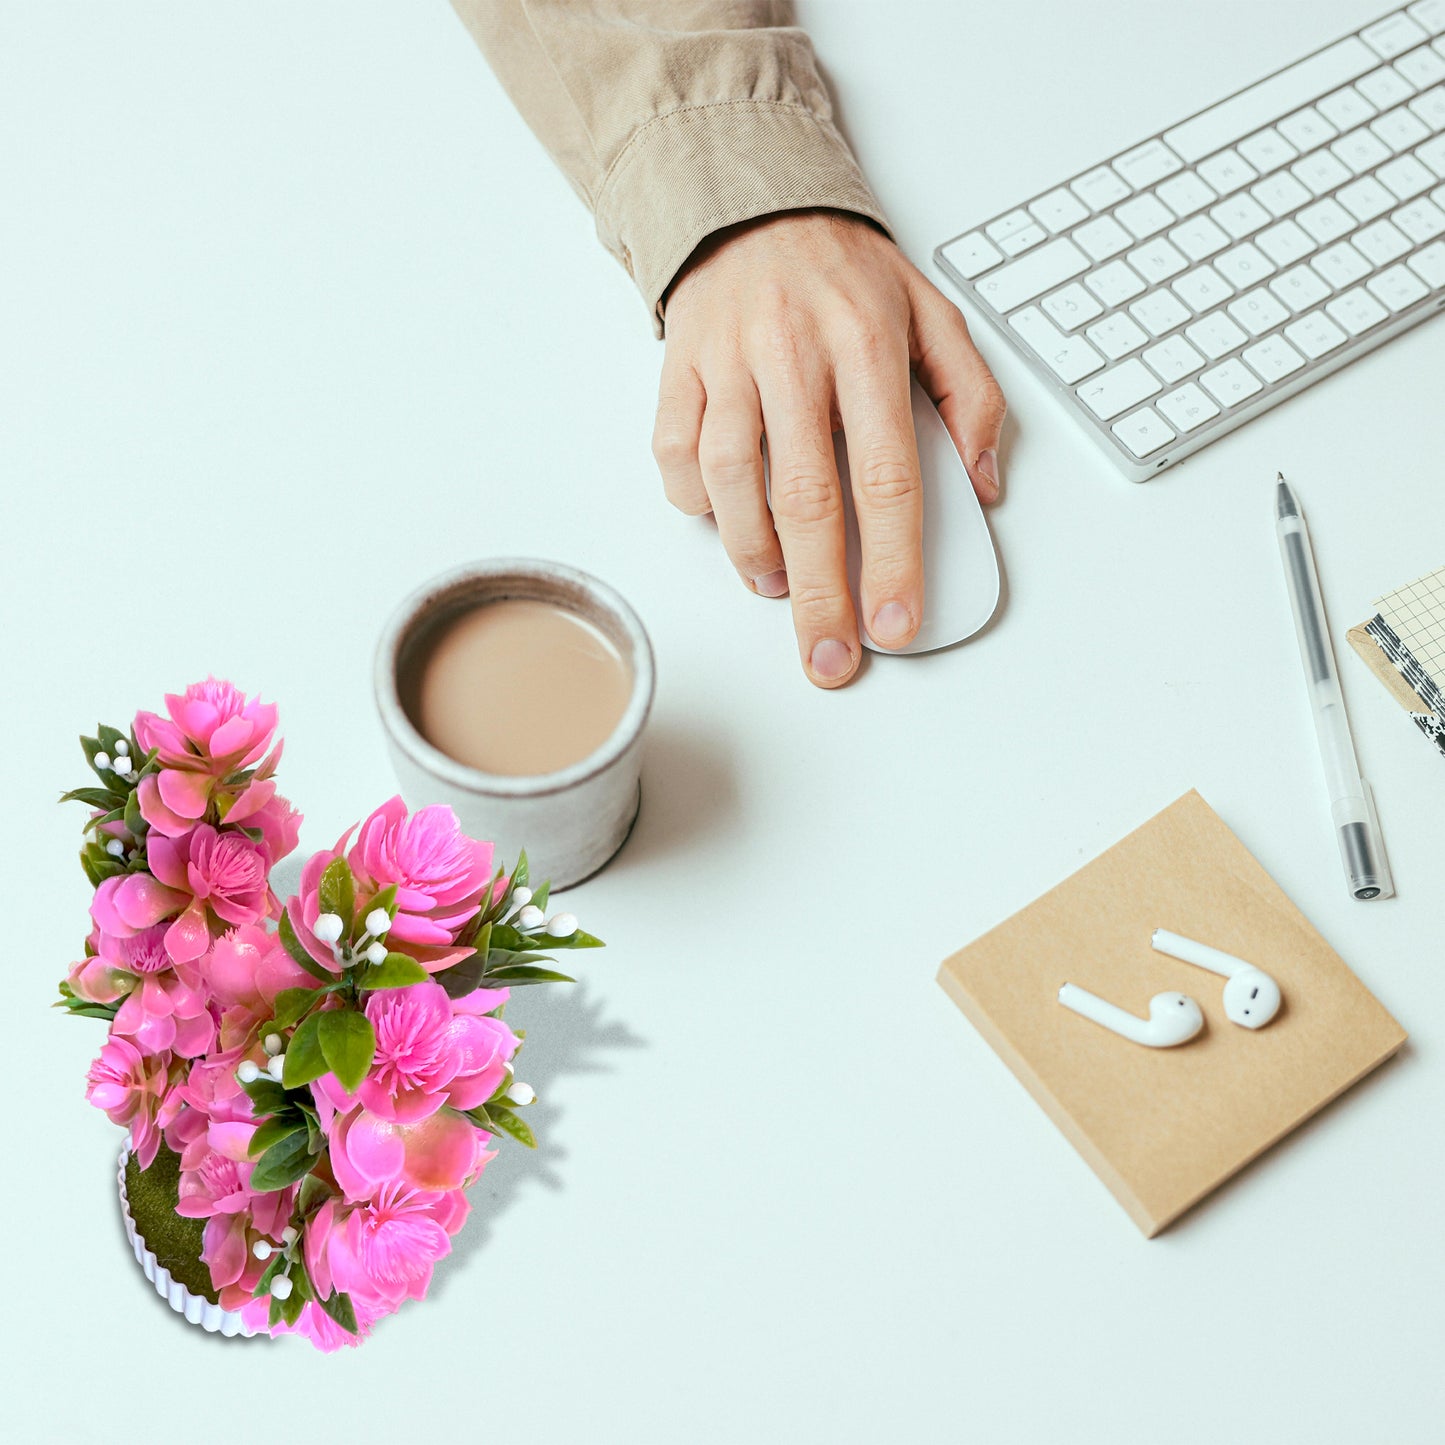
[935,3,1445,481]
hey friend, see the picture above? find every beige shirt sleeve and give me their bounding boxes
[449,0,890,332]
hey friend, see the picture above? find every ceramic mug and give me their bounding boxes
[374,559,654,890]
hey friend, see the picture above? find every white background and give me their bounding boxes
[3,3,1442,1441]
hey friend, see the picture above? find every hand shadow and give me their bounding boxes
[427,982,646,1296]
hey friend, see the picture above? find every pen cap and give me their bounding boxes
[1337,782,1394,901]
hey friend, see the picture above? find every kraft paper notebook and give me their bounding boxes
[937,791,1405,1238]
[1347,564,1445,761]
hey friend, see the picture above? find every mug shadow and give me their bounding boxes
[428,982,647,1297]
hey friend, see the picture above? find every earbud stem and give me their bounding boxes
[1151,929,1251,979]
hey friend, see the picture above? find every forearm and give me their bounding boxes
[449,0,889,328]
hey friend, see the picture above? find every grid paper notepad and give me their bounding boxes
[1348,564,1445,762]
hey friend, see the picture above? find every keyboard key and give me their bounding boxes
[1408,238,1445,285]
[1331,126,1392,173]
[1358,219,1413,266]
[1199,357,1265,406]
[1239,127,1298,174]
[1115,193,1176,239]
[1156,171,1217,217]
[1142,334,1206,384]
[1008,306,1106,383]
[1367,262,1430,309]
[1337,175,1396,220]
[942,232,1004,279]
[1292,149,1352,196]
[1071,165,1131,212]
[1373,105,1432,151]
[1185,310,1248,358]
[1251,171,1312,216]
[1074,214,1133,260]
[1127,237,1188,284]
[1326,285,1389,333]
[1215,241,1277,289]
[1242,333,1306,383]
[1164,37,1375,163]
[1284,310,1349,358]
[1417,132,1445,175]
[1156,382,1221,432]
[973,238,1090,312]
[1408,1,1445,37]
[1086,313,1149,359]
[1278,106,1337,151]
[1363,14,1429,59]
[1111,406,1175,458]
[1269,263,1332,312]
[1397,44,1445,88]
[1393,196,1445,240]
[1170,216,1231,260]
[987,209,1048,255]
[1256,220,1316,266]
[1228,287,1290,335]
[1172,263,1234,312]
[1042,282,1104,330]
[1077,358,1161,419]
[1084,259,1147,306]
[1380,154,1436,200]
[1113,139,1183,190]
[1129,290,1191,336]
[1410,85,1445,130]
[1030,187,1090,232]
[1358,66,1416,109]
[1311,240,1373,289]
[1318,85,1377,130]
[1297,197,1355,244]
[1198,149,1258,196]
[1211,193,1271,238]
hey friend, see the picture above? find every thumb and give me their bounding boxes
[909,283,1007,503]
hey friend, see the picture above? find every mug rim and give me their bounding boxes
[374,558,655,800]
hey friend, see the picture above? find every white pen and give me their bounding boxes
[1275,475,1392,901]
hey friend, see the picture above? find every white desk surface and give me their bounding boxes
[4,3,1443,1441]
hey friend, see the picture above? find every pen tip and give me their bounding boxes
[1275,475,1298,520]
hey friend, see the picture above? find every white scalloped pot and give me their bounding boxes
[116,1146,256,1338]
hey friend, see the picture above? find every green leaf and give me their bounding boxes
[60,786,124,810]
[248,1116,304,1159]
[254,1251,288,1298]
[270,986,320,1030]
[549,928,605,950]
[488,924,530,952]
[436,953,486,999]
[529,881,551,915]
[297,1173,332,1217]
[470,920,492,960]
[315,1288,359,1336]
[250,1129,314,1191]
[356,952,429,991]
[318,1010,376,1094]
[96,723,129,754]
[483,964,575,986]
[123,786,147,836]
[278,909,335,983]
[79,850,104,888]
[510,850,529,895]
[318,857,355,933]
[485,1104,537,1149]
[63,1001,122,1021]
[362,883,398,926]
[282,1013,329,1088]
[239,1077,289,1117]
[80,735,104,767]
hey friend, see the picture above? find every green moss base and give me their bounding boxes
[125,1145,218,1304]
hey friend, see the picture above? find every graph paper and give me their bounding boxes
[1374,567,1445,686]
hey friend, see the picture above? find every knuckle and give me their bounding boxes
[787,577,849,617]
[663,484,711,518]
[976,375,1007,427]
[730,545,780,577]
[651,425,695,472]
[698,432,761,486]
[774,468,841,526]
[855,455,920,505]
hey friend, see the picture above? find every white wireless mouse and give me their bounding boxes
[835,379,1001,654]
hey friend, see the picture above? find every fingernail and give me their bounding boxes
[870,601,912,645]
[975,448,1000,500]
[810,639,854,681]
[754,569,789,598]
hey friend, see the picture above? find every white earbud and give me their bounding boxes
[1151,930,1282,1029]
[1057,983,1204,1048]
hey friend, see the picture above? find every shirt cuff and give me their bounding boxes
[593,99,892,335]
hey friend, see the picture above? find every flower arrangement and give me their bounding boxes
[60,678,601,1349]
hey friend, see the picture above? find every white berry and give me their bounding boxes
[509,1082,535,1106]
[112,756,133,777]
[545,912,578,938]
[281,1225,299,1245]
[262,1032,283,1056]
[512,887,533,908]
[105,839,125,857]
[266,1054,286,1081]
[517,905,545,931]
[365,908,391,936]
[236,1060,260,1083]
[252,1240,272,1261]
[94,752,111,771]
[114,739,130,755]
[365,941,387,964]
[313,913,344,943]
[269,1274,293,1301]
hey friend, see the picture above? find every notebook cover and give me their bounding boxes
[936,791,1406,1237]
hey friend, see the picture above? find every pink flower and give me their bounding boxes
[323,1182,468,1313]
[106,926,216,1058]
[251,1296,377,1352]
[133,678,283,837]
[85,1036,177,1168]
[284,798,495,974]
[205,924,316,1048]
[329,1103,493,1200]
[178,1145,293,1232]
[66,927,138,1005]
[164,1049,258,1169]
[145,825,273,963]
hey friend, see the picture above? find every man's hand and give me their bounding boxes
[652,210,1006,688]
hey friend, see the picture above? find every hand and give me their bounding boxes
[652,210,1006,688]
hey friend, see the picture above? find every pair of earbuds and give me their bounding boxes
[1058,930,1283,1048]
